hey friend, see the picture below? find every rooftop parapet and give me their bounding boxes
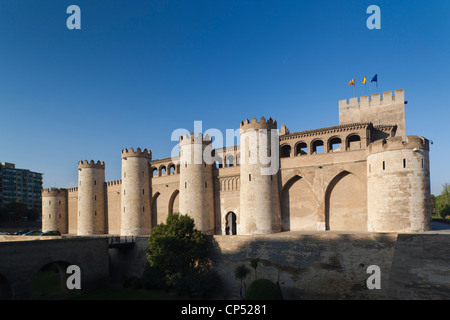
[179,132,213,147]
[78,160,105,169]
[240,116,277,131]
[338,89,405,109]
[368,135,429,155]
[42,188,68,197]
[106,180,122,187]
[121,148,152,159]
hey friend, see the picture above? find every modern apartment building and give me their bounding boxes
[0,162,43,213]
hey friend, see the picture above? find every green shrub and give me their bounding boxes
[141,263,167,290]
[122,276,142,289]
[245,279,282,300]
[173,269,221,297]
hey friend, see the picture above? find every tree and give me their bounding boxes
[146,213,218,296]
[250,258,260,280]
[434,183,450,219]
[234,264,250,299]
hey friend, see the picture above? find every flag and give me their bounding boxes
[371,74,378,83]
[362,77,366,84]
[348,78,355,86]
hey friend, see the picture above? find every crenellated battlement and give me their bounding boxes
[368,135,429,155]
[106,179,122,187]
[78,160,105,169]
[42,187,68,197]
[179,132,213,147]
[121,147,152,159]
[240,116,277,131]
[339,89,405,109]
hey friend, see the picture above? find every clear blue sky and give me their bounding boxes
[0,0,449,194]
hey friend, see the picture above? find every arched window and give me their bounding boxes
[312,140,324,154]
[329,137,342,152]
[347,134,361,150]
[168,164,176,175]
[295,142,308,156]
[159,166,166,176]
[152,167,158,177]
[226,155,234,167]
[280,145,291,158]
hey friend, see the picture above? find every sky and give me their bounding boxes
[0,0,449,194]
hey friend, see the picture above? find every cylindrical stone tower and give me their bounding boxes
[239,117,281,235]
[178,133,215,234]
[120,148,152,236]
[367,136,431,232]
[77,160,106,236]
[41,188,68,234]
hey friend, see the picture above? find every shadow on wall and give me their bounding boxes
[208,232,450,300]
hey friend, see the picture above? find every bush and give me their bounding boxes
[122,276,142,289]
[173,269,221,297]
[245,279,282,300]
[146,213,220,295]
[140,263,167,290]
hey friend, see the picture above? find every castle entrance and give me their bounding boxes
[225,212,237,235]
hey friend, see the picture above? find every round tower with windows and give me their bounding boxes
[42,188,68,234]
[239,117,281,235]
[178,133,215,234]
[120,148,152,236]
[367,136,431,232]
[77,160,106,235]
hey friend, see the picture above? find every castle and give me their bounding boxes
[42,89,432,236]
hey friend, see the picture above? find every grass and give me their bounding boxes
[31,270,63,300]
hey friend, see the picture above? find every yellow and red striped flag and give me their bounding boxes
[362,76,366,84]
[348,78,355,86]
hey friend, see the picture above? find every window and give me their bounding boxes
[280,145,291,158]
[249,174,251,181]
[403,159,406,168]
[296,142,307,156]
[312,140,324,154]
[205,182,207,188]
[383,161,385,170]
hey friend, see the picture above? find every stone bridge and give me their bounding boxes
[0,237,109,299]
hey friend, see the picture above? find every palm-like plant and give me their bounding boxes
[234,264,250,299]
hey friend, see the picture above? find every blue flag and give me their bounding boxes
[371,74,378,83]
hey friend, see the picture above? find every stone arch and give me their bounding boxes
[346,133,362,150]
[324,171,367,231]
[151,167,158,177]
[159,165,166,176]
[311,139,324,154]
[328,136,343,153]
[280,144,291,158]
[168,189,179,215]
[0,273,12,300]
[225,154,234,167]
[294,141,308,156]
[151,192,161,228]
[168,163,176,175]
[225,212,237,235]
[281,175,318,231]
[32,261,73,299]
